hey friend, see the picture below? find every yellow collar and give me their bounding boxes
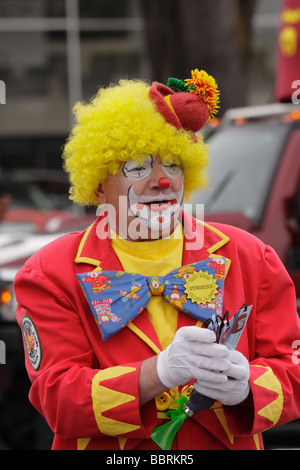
[74,212,230,269]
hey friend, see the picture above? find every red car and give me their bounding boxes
[192,102,300,314]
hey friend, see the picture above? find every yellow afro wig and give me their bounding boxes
[62,79,210,206]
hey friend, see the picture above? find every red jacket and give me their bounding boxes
[14,212,300,450]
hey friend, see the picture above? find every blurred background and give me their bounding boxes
[0,0,300,451]
[0,0,283,139]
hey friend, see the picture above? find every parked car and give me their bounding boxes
[191,101,300,448]
[0,173,94,234]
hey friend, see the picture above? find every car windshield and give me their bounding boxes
[0,180,56,211]
[191,123,289,223]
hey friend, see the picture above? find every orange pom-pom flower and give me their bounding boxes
[184,69,220,119]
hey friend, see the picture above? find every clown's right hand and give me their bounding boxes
[156,326,231,389]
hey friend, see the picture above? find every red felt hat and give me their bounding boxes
[149,69,220,136]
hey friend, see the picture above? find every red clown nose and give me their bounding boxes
[158,177,171,189]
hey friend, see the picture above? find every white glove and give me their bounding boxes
[194,349,250,406]
[156,326,231,389]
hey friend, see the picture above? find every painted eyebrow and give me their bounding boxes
[162,162,180,167]
[161,159,181,166]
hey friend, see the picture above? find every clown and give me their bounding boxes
[92,299,121,325]
[207,258,226,280]
[63,71,215,241]
[15,69,300,451]
[165,285,188,310]
[149,276,165,295]
[174,265,196,280]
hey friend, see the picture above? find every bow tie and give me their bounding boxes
[77,258,226,340]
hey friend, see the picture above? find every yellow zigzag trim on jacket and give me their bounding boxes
[92,366,140,436]
[77,438,90,450]
[213,406,234,445]
[253,365,284,427]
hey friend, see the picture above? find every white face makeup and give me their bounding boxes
[124,156,184,236]
[97,155,184,240]
[128,185,183,232]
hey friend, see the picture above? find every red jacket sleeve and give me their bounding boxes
[15,264,156,440]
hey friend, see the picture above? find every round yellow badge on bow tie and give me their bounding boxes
[184,271,218,306]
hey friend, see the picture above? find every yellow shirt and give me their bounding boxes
[110,224,184,349]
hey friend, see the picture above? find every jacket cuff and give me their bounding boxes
[223,364,283,436]
[91,362,157,439]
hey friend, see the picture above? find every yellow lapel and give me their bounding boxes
[201,220,231,275]
[74,222,102,268]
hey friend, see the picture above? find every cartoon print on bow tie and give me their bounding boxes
[149,276,165,296]
[173,265,196,280]
[165,285,188,310]
[91,299,121,325]
[119,284,142,301]
[81,272,111,294]
[77,258,227,340]
[206,258,226,280]
[149,275,188,310]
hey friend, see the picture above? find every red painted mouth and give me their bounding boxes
[136,199,178,212]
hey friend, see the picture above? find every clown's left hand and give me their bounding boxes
[194,350,250,406]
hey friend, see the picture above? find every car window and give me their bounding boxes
[191,123,290,223]
[0,180,55,211]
